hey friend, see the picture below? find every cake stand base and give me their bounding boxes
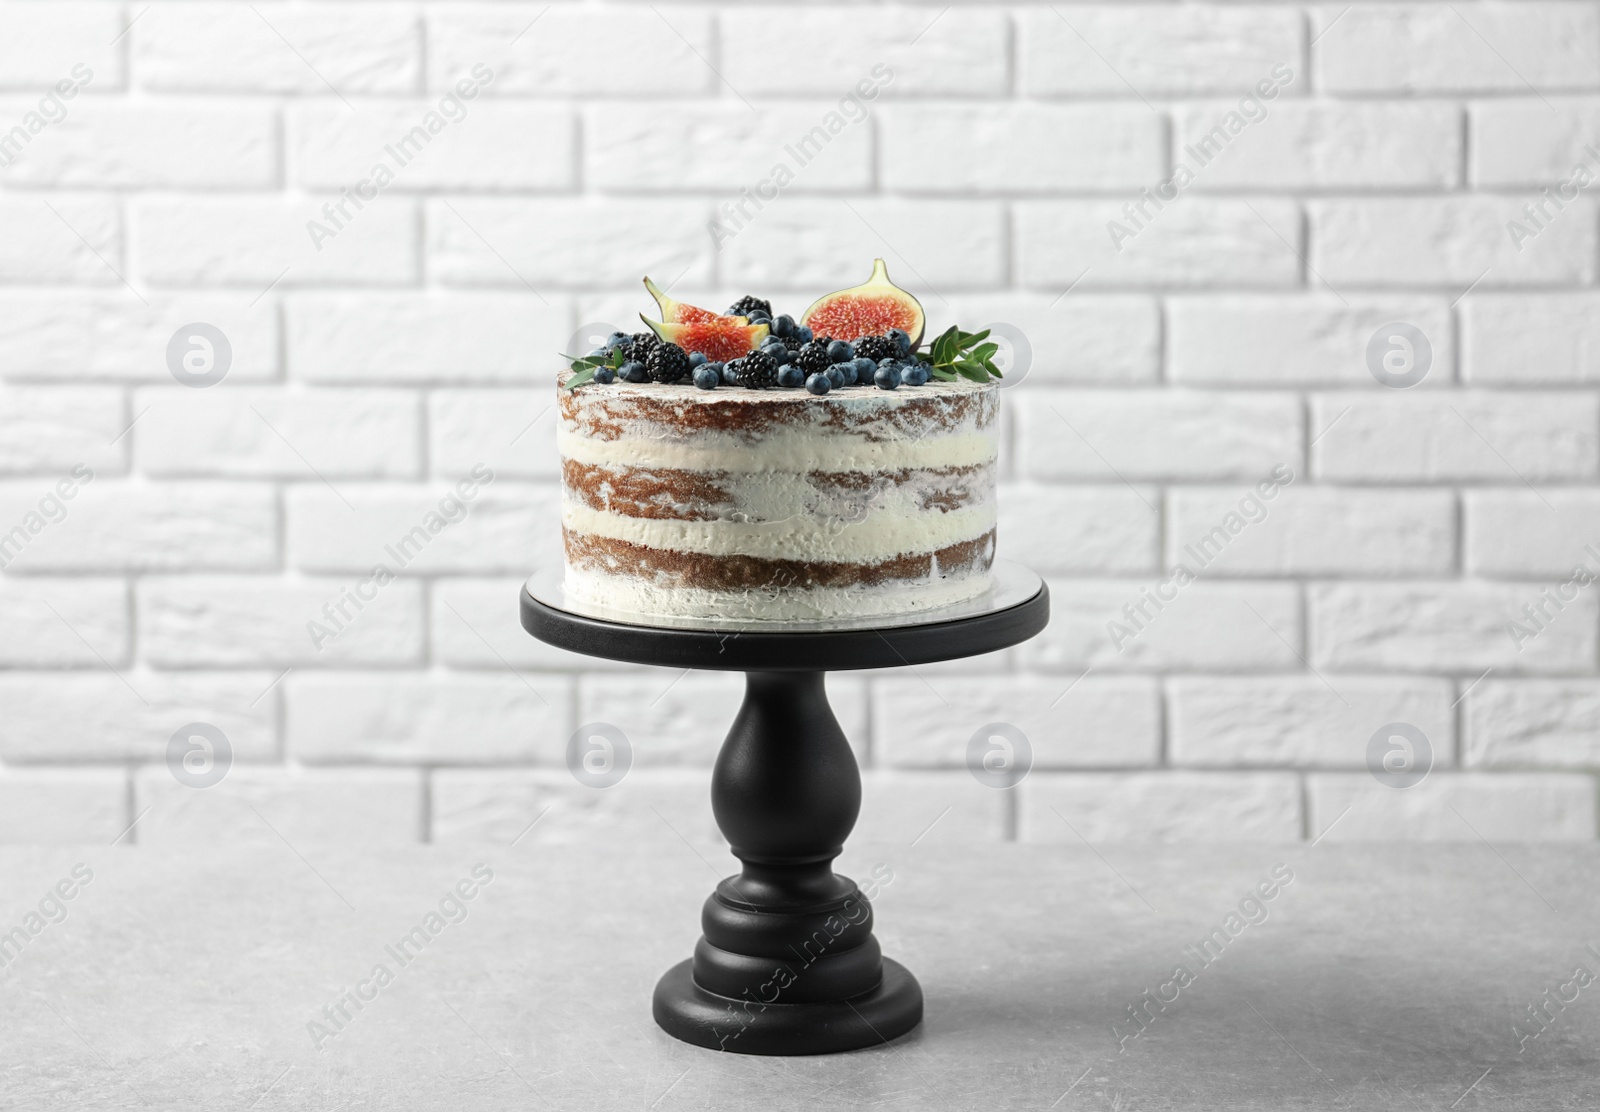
[520,562,1049,1056]
[653,957,923,1055]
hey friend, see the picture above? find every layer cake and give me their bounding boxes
[558,374,998,622]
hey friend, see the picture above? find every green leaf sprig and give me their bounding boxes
[917,326,1003,383]
[561,347,625,391]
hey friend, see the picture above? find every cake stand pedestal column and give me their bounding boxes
[520,562,1049,1056]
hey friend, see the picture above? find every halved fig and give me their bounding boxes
[643,315,770,363]
[644,277,727,325]
[800,258,925,346]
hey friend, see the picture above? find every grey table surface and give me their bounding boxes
[2,838,1597,1111]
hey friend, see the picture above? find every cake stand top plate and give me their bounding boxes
[520,560,1049,672]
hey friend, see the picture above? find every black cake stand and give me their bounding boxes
[519,561,1049,1055]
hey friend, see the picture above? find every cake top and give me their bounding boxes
[561,258,1008,397]
[559,369,998,443]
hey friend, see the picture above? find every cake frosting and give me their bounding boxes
[558,372,999,621]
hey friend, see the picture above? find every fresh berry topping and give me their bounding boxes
[725,296,773,320]
[732,349,780,389]
[771,314,796,338]
[900,363,929,386]
[777,365,805,388]
[805,372,831,395]
[586,346,608,359]
[886,328,913,358]
[794,342,832,375]
[718,361,738,385]
[852,334,894,363]
[825,364,849,389]
[592,366,617,385]
[692,365,720,390]
[825,339,854,363]
[687,351,708,368]
[624,331,659,364]
[619,360,648,383]
[794,325,814,344]
[849,357,878,384]
[760,338,792,364]
[874,364,902,390]
[646,342,692,383]
[604,330,630,351]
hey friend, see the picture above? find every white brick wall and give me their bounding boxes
[2,0,1597,846]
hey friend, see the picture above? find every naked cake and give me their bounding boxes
[557,260,1007,622]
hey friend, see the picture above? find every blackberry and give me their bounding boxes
[794,342,833,375]
[732,350,780,389]
[853,334,895,363]
[726,296,772,320]
[624,331,659,364]
[646,341,692,384]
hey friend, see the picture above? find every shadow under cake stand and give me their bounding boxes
[519,561,1049,1055]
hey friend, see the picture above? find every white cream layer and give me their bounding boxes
[563,498,996,562]
[563,565,993,622]
[557,424,998,474]
[570,465,991,524]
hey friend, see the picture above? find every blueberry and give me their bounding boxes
[748,310,771,323]
[826,339,854,363]
[772,314,796,338]
[886,329,912,358]
[693,365,720,390]
[825,363,850,389]
[712,362,735,385]
[850,357,877,385]
[592,366,617,385]
[778,365,805,388]
[761,339,791,364]
[805,372,831,395]
[620,360,648,383]
[874,365,902,391]
[901,364,929,387]
[688,351,708,368]
[605,330,630,349]
[794,325,814,344]
[587,346,608,359]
